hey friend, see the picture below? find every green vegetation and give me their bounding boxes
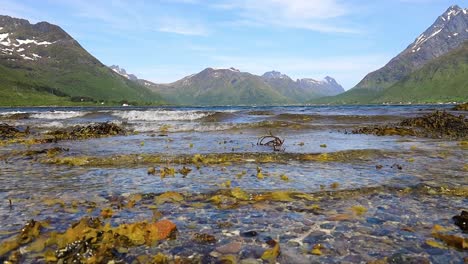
[152,69,291,105]
[0,16,164,106]
[377,42,468,103]
[311,42,468,104]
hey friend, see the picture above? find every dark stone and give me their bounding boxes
[303,231,327,244]
[452,210,468,233]
[241,231,258,237]
[387,253,430,264]
[320,223,335,229]
[366,217,385,225]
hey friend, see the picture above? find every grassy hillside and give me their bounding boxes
[153,68,291,105]
[311,42,468,105]
[375,42,468,103]
[0,15,164,106]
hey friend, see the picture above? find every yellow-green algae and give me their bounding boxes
[43,149,397,167]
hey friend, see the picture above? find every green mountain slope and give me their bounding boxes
[376,42,468,103]
[0,15,164,106]
[312,5,468,105]
[312,41,468,104]
[151,68,291,105]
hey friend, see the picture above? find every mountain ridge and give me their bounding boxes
[145,68,344,105]
[312,5,468,104]
[0,15,164,106]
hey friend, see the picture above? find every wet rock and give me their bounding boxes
[192,233,216,244]
[216,242,242,254]
[303,231,327,244]
[352,111,468,139]
[452,210,468,233]
[147,167,156,175]
[387,253,430,264]
[320,223,335,229]
[366,217,385,225]
[240,258,262,264]
[47,122,125,140]
[241,231,258,237]
[453,103,468,111]
[0,123,20,139]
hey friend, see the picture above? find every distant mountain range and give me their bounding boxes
[1,5,465,106]
[0,10,344,107]
[314,5,468,104]
[0,15,164,106]
[110,66,344,105]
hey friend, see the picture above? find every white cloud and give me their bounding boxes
[213,0,359,33]
[157,17,209,36]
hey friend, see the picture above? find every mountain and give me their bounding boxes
[0,15,164,106]
[147,68,344,105]
[314,5,468,104]
[109,65,138,81]
[262,71,344,102]
[149,68,291,105]
[356,5,468,91]
[376,41,468,103]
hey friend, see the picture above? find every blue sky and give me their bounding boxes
[0,0,462,89]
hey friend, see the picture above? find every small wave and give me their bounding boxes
[112,110,214,121]
[38,121,66,128]
[199,112,239,122]
[130,122,239,133]
[0,111,30,119]
[245,110,275,116]
[30,111,88,120]
[0,111,27,116]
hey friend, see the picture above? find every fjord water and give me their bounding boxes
[0,105,466,263]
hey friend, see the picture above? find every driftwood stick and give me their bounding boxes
[257,132,284,151]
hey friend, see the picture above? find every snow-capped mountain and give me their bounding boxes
[0,15,163,104]
[353,5,468,91]
[262,71,344,101]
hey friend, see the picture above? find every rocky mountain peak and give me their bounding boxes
[408,5,467,54]
[352,5,468,91]
[109,65,138,81]
[324,76,337,84]
[262,71,291,80]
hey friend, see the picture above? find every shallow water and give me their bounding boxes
[0,105,466,263]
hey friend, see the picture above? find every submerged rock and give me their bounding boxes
[192,233,216,244]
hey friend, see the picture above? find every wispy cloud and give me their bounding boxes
[157,17,209,36]
[212,0,360,33]
[47,0,209,36]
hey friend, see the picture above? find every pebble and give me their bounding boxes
[216,242,242,254]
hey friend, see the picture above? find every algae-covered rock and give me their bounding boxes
[47,122,125,140]
[353,111,468,139]
[0,123,22,139]
[453,103,468,111]
[192,233,216,244]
